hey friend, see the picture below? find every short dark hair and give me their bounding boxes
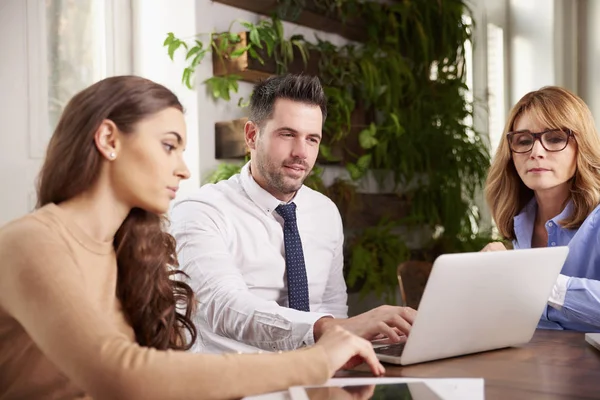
[249,74,327,126]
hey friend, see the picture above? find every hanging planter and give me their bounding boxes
[212,31,277,83]
[212,31,320,84]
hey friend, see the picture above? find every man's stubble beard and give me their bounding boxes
[254,148,311,195]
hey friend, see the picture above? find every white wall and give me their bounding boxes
[132,0,200,194]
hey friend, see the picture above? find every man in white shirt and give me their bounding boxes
[170,74,416,353]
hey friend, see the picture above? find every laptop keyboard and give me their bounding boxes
[374,342,406,357]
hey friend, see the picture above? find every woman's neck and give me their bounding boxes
[56,185,130,243]
[534,184,571,224]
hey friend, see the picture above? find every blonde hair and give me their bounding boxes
[485,86,600,240]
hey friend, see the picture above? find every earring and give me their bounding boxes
[109,152,116,160]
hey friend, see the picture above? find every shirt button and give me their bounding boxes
[547,222,554,227]
[551,242,556,246]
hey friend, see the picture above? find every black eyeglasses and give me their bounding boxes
[506,128,574,154]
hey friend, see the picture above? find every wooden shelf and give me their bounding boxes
[212,0,363,42]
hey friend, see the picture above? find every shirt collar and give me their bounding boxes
[240,161,305,214]
[513,197,574,248]
[550,200,574,224]
[513,197,536,248]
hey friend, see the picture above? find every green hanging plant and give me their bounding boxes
[164,17,310,101]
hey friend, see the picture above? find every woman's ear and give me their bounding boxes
[94,119,120,160]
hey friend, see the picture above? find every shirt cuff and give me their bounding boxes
[548,274,570,310]
[298,313,332,347]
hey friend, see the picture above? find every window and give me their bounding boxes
[26,0,131,158]
[46,0,107,131]
[486,23,506,155]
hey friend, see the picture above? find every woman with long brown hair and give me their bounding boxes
[483,86,600,332]
[0,76,384,399]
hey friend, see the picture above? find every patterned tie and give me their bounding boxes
[276,202,310,312]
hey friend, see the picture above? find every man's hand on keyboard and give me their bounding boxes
[314,305,417,343]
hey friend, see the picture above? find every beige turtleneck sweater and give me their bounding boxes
[0,204,330,399]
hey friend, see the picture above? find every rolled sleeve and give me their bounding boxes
[548,274,570,310]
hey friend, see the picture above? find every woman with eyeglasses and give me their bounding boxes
[483,86,600,332]
[0,76,384,399]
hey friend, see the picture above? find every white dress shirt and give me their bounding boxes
[170,162,348,353]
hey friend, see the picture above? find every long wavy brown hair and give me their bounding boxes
[485,86,600,240]
[36,75,197,350]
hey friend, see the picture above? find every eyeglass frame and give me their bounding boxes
[506,128,574,154]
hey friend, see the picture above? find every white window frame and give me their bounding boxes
[26,0,132,159]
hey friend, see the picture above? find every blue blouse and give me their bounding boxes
[513,198,600,331]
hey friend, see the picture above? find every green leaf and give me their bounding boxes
[390,113,402,135]
[249,28,262,48]
[274,18,284,39]
[217,35,229,52]
[163,32,175,46]
[211,82,222,99]
[319,144,339,162]
[263,35,275,57]
[206,162,243,184]
[191,50,207,67]
[230,46,249,59]
[185,46,201,60]
[241,21,254,30]
[168,40,182,60]
[203,77,224,100]
[294,42,309,66]
[359,125,378,149]
[220,88,231,101]
[237,97,250,108]
[356,154,372,170]
[182,67,193,89]
[346,163,363,181]
[229,77,240,93]
[248,47,264,64]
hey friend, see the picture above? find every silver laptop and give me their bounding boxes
[585,333,600,351]
[375,247,569,365]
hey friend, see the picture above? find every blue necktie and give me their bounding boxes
[276,203,310,312]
